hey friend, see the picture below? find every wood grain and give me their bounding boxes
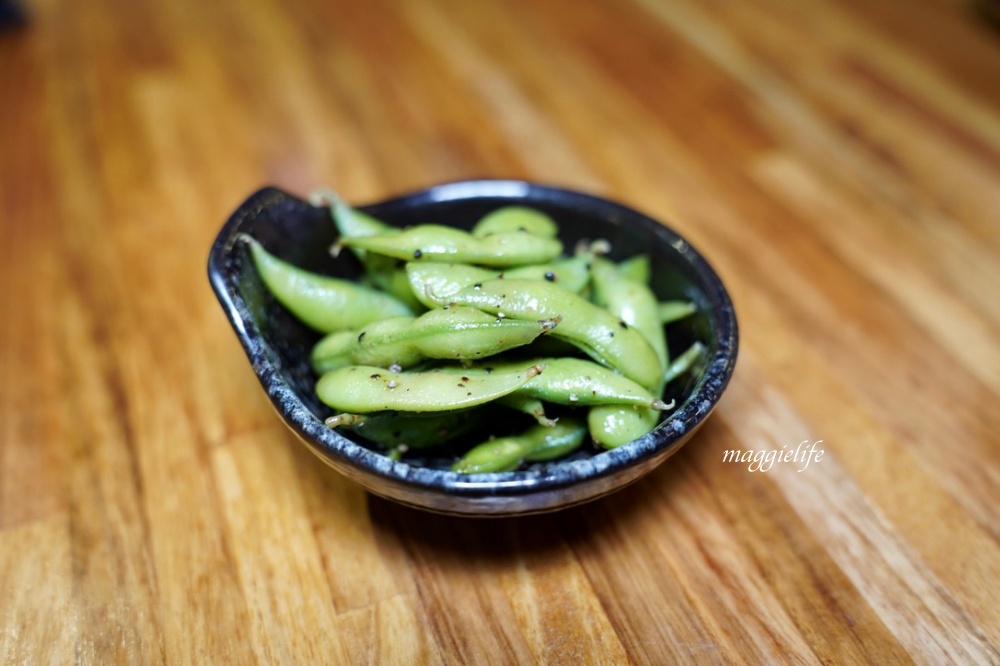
[3,0,1000,663]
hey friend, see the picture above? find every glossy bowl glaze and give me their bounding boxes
[207,181,738,516]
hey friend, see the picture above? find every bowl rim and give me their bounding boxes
[208,179,739,507]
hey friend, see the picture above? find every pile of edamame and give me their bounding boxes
[243,190,705,473]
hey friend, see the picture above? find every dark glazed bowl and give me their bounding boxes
[208,181,738,516]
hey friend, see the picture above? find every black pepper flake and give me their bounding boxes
[457,383,466,388]
[466,391,473,396]
[461,376,470,382]
[544,271,556,282]
[619,320,628,329]
[473,282,482,289]
[370,373,381,379]
[358,332,367,342]
[413,249,423,259]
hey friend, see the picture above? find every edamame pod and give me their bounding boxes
[350,317,426,368]
[524,418,588,461]
[452,438,528,474]
[505,255,591,294]
[588,406,658,449]
[658,300,697,325]
[471,206,559,239]
[443,278,662,390]
[591,257,667,379]
[589,257,668,447]
[617,254,651,285]
[664,341,706,384]
[406,257,590,309]
[406,262,499,309]
[403,307,558,361]
[324,410,478,449]
[315,362,545,413]
[496,394,557,427]
[311,307,558,372]
[484,357,672,409]
[452,419,587,473]
[340,224,563,267]
[311,330,363,374]
[244,236,413,332]
[438,357,673,409]
[320,195,424,312]
[330,197,395,240]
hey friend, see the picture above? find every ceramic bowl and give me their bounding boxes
[207,180,738,516]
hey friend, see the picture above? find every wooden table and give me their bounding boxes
[3,0,1000,663]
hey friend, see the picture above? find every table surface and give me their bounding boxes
[3,0,1000,663]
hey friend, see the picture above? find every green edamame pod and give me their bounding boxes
[518,333,583,358]
[324,410,478,449]
[524,417,588,461]
[664,341,706,385]
[588,256,668,448]
[352,308,556,367]
[313,189,392,267]
[403,307,558,361]
[315,362,545,413]
[405,262,497,309]
[311,330,362,374]
[311,307,558,372]
[503,357,672,409]
[496,394,557,427]
[453,419,587,473]
[591,257,667,379]
[471,206,559,239]
[406,258,590,309]
[617,254,651,285]
[310,188,391,242]
[368,268,425,314]
[320,196,424,312]
[350,317,426,368]
[587,258,657,446]
[658,300,697,325]
[505,255,591,294]
[452,438,527,473]
[244,236,413,333]
[443,278,662,390]
[340,224,563,267]
[331,198,395,241]
[587,406,658,449]
[437,357,673,409]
